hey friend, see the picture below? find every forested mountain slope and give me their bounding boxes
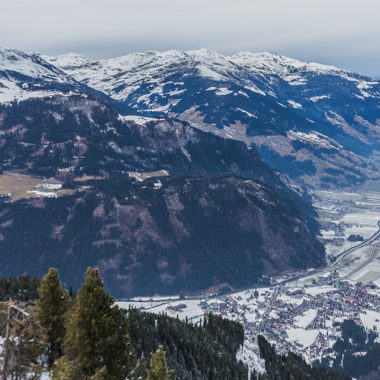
[0,175,324,296]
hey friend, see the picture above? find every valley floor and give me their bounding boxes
[118,181,380,372]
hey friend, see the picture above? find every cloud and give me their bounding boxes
[1,0,379,76]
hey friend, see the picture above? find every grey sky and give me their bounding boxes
[1,0,379,77]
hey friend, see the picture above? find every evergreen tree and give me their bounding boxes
[53,267,136,380]
[0,275,40,301]
[36,267,69,367]
[146,345,175,380]
[68,285,75,298]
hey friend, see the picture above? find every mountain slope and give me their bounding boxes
[0,175,324,297]
[0,92,320,230]
[47,49,380,188]
[0,95,325,296]
[0,94,286,187]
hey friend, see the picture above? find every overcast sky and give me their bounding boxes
[1,0,379,77]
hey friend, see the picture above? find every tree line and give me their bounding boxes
[0,275,40,302]
[1,267,174,379]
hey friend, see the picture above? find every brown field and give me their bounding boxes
[0,173,73,201]
[74,174,106,182]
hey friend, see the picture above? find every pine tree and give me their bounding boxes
[36,267,69,367]
[68,285,75,298]
[146,345,175,380]
[53,267,137,380]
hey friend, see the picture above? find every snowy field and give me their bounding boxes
[117,298,205,323]
[294,309,317,328]
[360,310,380,332]
[288,183,380,286]
[314,188,380,257]
[286,328,318,347]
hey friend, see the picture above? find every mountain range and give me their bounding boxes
[43,49,380,189]
[0,46,378,295]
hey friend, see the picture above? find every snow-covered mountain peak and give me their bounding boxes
[0,48,67,80]
[101,48,233,74]
[42,49,246,102]
[186,48,226,59]
[42,52,91,71]
[231,51,344,77]
[101,49,185,71]
[0,47,85,104]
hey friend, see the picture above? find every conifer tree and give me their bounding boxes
[36,267,69,367]
[53,267,136,380]
[146,345,175,380]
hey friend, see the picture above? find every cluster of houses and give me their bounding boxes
[166,303,187,312]
[197,274,380,362]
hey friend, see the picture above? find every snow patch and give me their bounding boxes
[236,108,257,119]
[215,87,233,96]
[27,190,58,198]
[287,100,302,109]
[118,114,161,125]
[286,328,319,347]
[294,309,317,328]
[360,310,380,332]
[310,95,330,102]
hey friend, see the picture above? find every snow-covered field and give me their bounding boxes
[117,298,204,323]
[294,309,317,328]
[288,184,380,286]
[315,188,380,257]
[286,328,318,347]
[360,310,380,332]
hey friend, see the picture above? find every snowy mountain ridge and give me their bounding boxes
[43,48,379,102]
[0,47,86,104]
[45,48,376,82]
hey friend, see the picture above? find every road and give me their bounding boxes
[333,220,380,265]
[344,242,379,280]
[282,219,380,285]
[259,286,281,330]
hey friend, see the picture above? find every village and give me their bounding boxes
[121,271,380,365]
[195,273,380,363]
